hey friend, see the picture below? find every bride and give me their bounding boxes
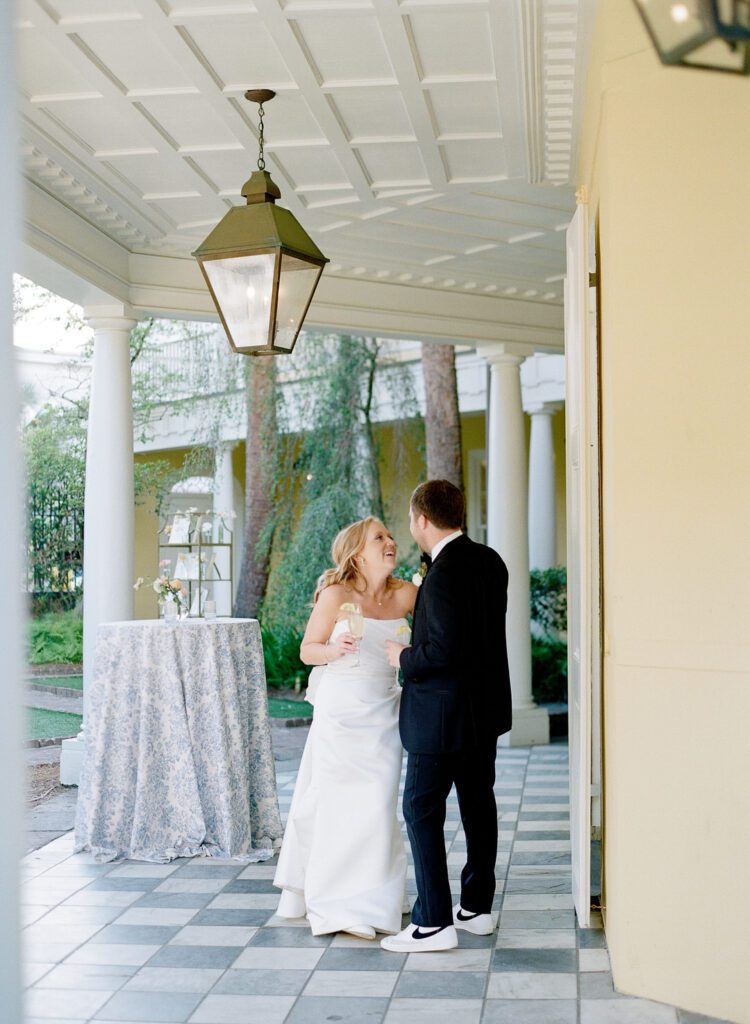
[273,516,417,939]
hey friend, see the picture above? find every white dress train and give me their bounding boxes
[273,617,407,935]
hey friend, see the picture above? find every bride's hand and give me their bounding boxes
[328,632,357,661]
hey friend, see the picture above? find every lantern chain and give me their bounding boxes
[257,102,266,171]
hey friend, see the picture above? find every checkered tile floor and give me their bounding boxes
[21,745,718,1023]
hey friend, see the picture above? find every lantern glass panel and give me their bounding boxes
[715,0,750,32]
[637,0,711,52]
[202,252,276,351]
[273,253,322,352]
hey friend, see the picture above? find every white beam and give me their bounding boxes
[1,0,24,1013]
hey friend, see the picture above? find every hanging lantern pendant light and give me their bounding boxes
[193,89,329,356]
[632,0,750,74]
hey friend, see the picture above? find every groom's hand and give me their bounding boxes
[385,640,408,668]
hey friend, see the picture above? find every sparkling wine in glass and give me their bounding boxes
[348,604,365,666]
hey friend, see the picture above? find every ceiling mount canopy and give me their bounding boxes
[633,0,750,73]
[193,89,329,356]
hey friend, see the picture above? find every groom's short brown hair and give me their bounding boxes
[411,480,464,530]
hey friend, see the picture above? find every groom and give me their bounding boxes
[382,479,512,952]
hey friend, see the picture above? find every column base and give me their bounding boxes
[500,706,550,747]
[60,735,85,786]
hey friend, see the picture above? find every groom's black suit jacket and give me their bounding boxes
[399,534,512,754]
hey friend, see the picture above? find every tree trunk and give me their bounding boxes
[360,338,385,520]
[421,341,464,490]
[234,357,276,618]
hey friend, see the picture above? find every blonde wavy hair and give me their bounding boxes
[314,516,401,602]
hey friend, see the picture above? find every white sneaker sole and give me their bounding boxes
[380,926,458,953]
[453,908,495,935]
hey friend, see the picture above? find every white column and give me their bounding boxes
[1,0,24,1011]
[528,404,559,570]
[485,346,550,746]
[212,442,236,616]
[60,308,137,785]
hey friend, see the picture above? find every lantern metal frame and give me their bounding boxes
[192,90,329,356]
[633,0,750,74]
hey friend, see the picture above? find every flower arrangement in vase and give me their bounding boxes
[134,560,188,620]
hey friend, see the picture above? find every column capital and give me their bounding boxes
[481,342,533,367]
[83,303,137,332]
[526,401,563,417]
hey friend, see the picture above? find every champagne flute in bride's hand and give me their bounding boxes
[347,603,365,666]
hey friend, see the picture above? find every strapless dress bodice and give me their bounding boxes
[306,617,409,705]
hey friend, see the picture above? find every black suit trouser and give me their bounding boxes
[403,740,498,928]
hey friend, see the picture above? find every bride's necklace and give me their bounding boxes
[365,587,387,607]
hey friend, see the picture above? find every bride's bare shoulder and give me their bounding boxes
[392,578,419,614]
[316,582,357,610]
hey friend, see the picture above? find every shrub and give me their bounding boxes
[531,636,568,704]
[29,610,83,665]
[530,566,567,636]
[261,625,310,691]
[530,567,568,705]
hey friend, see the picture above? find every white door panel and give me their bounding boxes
[565,202,600,928]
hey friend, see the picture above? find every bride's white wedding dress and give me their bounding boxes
[273,617,408,936]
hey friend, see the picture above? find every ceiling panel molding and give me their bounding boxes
[17,0,593,333]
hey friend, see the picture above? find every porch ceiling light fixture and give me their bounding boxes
[193,89,328,355]
[633,0,750,73]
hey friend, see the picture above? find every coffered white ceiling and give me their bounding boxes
[15,0,593,344]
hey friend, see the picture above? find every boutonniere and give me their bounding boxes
[412,561,428,587]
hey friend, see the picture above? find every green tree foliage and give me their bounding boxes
[260,333,422,635]
[530,566,568,635]
[529,566,568,704]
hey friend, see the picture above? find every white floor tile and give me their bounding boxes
[25,987,114,1019]
[189,993,296,1023]
[502,895,574,911]
[64,943,160,967]
[62,890,143,908]
[495,930,576,949]
[169,926,256,946]
[579,948,611,972]
[117,908,198,927]
[123,966,224,993]
[487,972,577,999]
[232,946,324,970]
[303,969,398,996]
[404,949,491,972]
[209,894,279,910]
[385,998,483,1024]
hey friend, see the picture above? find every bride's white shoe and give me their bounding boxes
[341,925,376,940]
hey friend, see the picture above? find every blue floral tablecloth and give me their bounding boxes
[74,618,283,863]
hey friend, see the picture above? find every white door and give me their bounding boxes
[565,202,601,928]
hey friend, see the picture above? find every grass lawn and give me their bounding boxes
[28,707,82,741]
[27,697,306,738]
[29,675,83,691]
[267,697,312,719]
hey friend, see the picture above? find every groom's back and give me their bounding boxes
[399,534,512,754]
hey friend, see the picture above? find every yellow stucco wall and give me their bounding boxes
[580,3,750,1019]
[133,449,192,619]
[134,408,567,598]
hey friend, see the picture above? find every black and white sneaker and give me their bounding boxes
[452,904,495,935]
[380,923,458,952]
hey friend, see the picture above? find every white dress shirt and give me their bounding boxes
[430,530,463,562]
